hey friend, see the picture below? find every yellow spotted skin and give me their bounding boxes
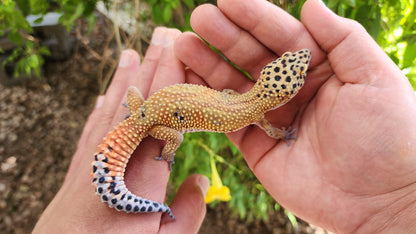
[91,49,311,220]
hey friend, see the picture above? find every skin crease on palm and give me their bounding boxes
[33,0,416,233]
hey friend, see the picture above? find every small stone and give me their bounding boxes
[1,156,17,172]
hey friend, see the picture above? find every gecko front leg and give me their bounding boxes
[255,117,297,145]
[127,86,145,114]
[148,125,184,170]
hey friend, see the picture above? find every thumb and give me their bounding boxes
[160,174,209,233]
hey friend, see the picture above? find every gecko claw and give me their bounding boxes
[168,160,174,171]
[282,127,297,146]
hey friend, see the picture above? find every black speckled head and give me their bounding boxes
[254,49,311,110]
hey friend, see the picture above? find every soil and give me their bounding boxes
[0,14,328,234]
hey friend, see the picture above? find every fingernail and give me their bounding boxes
[95,95,105,109]
[150,27,166,45]
[197,175,210,196]
[163,29,179,48]
[119,50,135,68]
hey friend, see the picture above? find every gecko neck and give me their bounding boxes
[239,78,292,114]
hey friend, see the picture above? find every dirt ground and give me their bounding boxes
[0,14,327,234]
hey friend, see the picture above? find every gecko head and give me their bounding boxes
[255,49,311,110]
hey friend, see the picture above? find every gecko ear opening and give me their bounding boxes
[127,86,145,115]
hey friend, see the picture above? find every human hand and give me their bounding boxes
[33,27,209,233]
[174,0,416,232]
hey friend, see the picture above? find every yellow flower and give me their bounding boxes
[205,155,231,203]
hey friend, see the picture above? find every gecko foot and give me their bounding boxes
[154,154,175,171]
[282,127,297,146]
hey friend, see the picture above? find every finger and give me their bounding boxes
[72,28,186,230]
[124,28,184,218]
[131,27,179,98]
[68,50,140,192]
[76,96,105,151]
[67,96,106,175]
[91,49,141,138]
[160,174,209,232]
[301,0,404,85]
[181,0,330,105]
[190,4,275,79]
[217,0,325,65]
[191,4,275,75]
[110,27,177,127]
[193,1,325,68]
[185,68,207,86]
[127,28,183,185]
[174,32,253,93]
[148,28,183,94]
[75,27,176,227]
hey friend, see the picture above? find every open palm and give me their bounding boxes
[174,0,416,232]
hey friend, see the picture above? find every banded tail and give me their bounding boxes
[91,118,176,220]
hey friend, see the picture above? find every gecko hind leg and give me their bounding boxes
[255,117,297,145]
[148,126,183,171]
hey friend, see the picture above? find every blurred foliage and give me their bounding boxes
[171,132,279,222]
[0,0,102,78]
[321,0,416,88]
[142,0,215,30]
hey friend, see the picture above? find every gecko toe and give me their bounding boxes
[154,156,175,171]
[168,160,175,171]
[283,127,297,146]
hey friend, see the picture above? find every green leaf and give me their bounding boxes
[7,31,24,46]
[151,4,163,24]
[285,210,298,228]
[355,4,381,39]
[147,0,158,6]
[407,73,416,90]
[236,194,246,218]
[29,0,49,15]
[389,53,400,65]
[83,0,99,17]
[16,0,31,16]
[34,16,44,24]
[183,0,194,9]
[162,5,172,23]
[326,0,341,11]
[38,46,50,56]
[403,41,416,68]
[59,2,84,29]
[86,13,96,33]
[342,0,355,7]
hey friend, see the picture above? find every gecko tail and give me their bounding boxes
[92,157,176,220]
[91,117,175,220]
